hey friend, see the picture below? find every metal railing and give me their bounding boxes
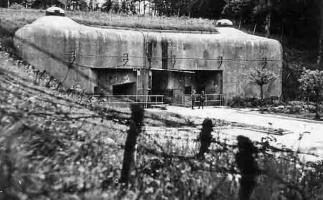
[172,93,224,107]
[204,94,224,106]
[91,93,223,108]
[93,94,164,108]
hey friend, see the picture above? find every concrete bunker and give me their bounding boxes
[14,16,282,105]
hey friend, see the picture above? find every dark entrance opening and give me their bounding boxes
[151,70,168,95]
[112,82,136,95]
[195,70,223,94]
[95,68,137,95]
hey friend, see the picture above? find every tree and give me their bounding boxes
[152,0,183,16]
[101,0,113,12]
[186,0,226,19]
[150,0,225,18]
[248,67,277,101]
[222,0,318,42]
[252,0,274,37]
[298,68,323,119]
[222,0,255,26]
[1,0,36,8]
[318,0,323,66]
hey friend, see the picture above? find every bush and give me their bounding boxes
[246,97,263,107]
[229,96,264,108]
[163,97,173,105]
[9,3,25,10]
[229,96,246,107]
[0,37,15,54]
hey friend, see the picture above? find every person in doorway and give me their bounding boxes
[199,90,205,109]
[214,84,219,94]
[191,89,196,109]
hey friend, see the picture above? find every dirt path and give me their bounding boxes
[148,106,323,161]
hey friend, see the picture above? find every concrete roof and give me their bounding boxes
[15,16,282,70]
[25,16,280,44]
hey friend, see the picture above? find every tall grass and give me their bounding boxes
[0,8,218,32]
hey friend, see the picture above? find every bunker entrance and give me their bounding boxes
[151,70,195,105]
[195,71,223,94]
[96,69,137,95]
[151,70,222,106]
[151,70,168,95]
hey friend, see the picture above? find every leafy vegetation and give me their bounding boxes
[299,68,323,119]
[248,67,278,101]
[0,8,218,33]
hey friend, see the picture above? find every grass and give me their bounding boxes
[0,8,218,32]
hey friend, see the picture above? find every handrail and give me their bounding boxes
[93,94,164,98]
[92,94,164,108]
[173,93,224,107]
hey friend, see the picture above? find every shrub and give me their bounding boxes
[163,97,172,105]
[229,96,246,107]
[0,37,15,54]
[248,67,278,101]
[287,105,302,114]
[9,3,25,10]
[229,96,265,108]
[299,68,323,119]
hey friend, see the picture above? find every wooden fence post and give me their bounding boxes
[197,118,213,159]
[45,76,54,88]
[55,82,61,91]
[120,104,144,185]
[235,135,260,200]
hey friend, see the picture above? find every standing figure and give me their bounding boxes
[236,136,260,200]
[197,118,213,159]
[199,90,205,109]
[191,89,196,109]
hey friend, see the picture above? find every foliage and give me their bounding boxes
[248,67,278,100]
[222,0,319,47]
[299,69,323,98]
[298,68,323,119]
[0,8,218,33]
[229,96,246,107]
[222,0,255,25]
[9,3,26,9]
[229,96,281,108]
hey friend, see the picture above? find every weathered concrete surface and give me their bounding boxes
[14,16,282,100]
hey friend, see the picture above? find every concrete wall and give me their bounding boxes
[14,16,282,101]
[96,69,137,94]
